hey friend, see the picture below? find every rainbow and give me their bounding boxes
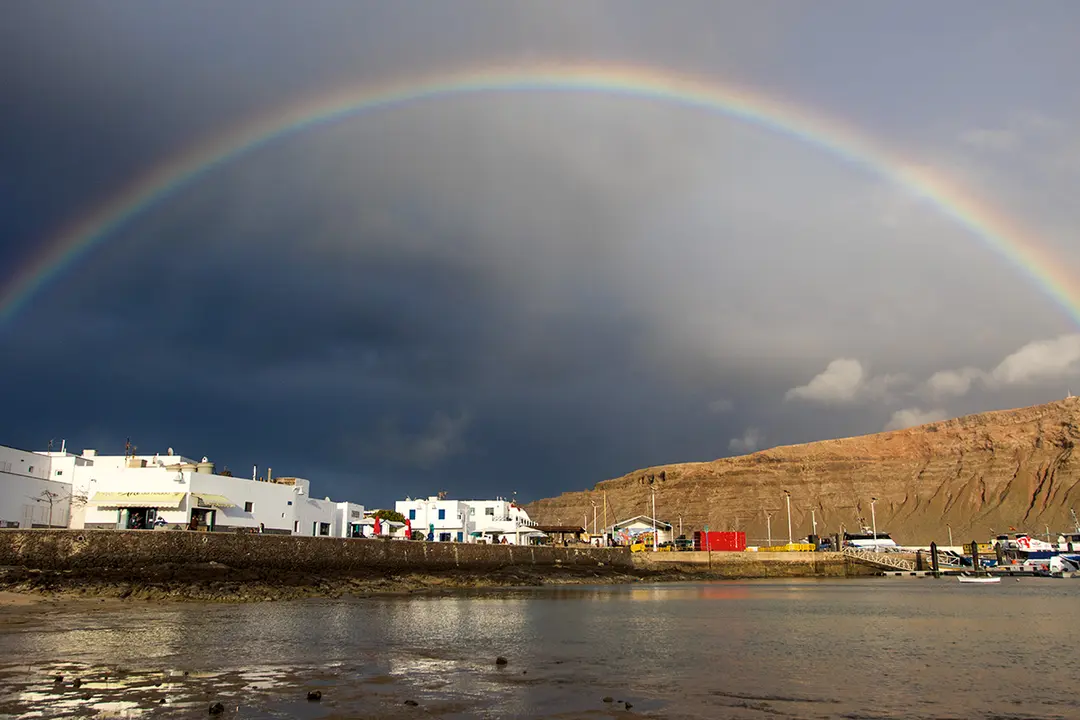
[2,62,1077,327]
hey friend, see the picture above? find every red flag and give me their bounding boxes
[373,516,382,536]
[405,518,412,539]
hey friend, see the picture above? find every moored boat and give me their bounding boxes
[958,573,1000,584]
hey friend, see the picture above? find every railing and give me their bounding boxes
[842,547,916,571]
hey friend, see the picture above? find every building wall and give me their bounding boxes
[0,445,73,528]
[396,498,473,541]
[189,474,307,534]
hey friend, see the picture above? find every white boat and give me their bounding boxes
[958,574,1001,584]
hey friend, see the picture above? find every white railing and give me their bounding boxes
[842,547,916,571]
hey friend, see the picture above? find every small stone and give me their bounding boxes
[625,702,633,710]
[495,656,508,666]
[522,670,527,674]
[159,698,167,705]
[209,701,225,715]
[72,679,82,688]
[307,690,322,701]
[602,696,614,703]
[53,675,64,684]
[81,694,92,701]
[404,699,419,706]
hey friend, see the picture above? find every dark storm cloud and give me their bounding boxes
[3,2,1080,506]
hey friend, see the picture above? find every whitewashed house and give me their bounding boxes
[0,443,78,528]
[465,498,543,545]
[396,496,473,542]
[395,495,543,544]
[1,442,365,537]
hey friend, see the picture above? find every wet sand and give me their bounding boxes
[0,563,691,604]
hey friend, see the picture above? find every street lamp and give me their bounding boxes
[784,490,793,545]
[811,509,817,537]
[870,497,878,552]
[765,510,774,547]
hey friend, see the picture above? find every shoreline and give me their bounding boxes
[0,561,863,605]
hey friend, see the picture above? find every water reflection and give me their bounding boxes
[3,580,1080,719]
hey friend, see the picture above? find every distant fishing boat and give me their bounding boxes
[958,573,1000,584]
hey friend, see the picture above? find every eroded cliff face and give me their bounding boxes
[525,399,1080,545]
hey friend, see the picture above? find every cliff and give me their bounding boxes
[526,398,1080,545]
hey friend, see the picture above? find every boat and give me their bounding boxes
[958,573,1001,584]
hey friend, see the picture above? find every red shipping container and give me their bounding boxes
[693,531,746,552]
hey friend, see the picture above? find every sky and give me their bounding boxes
[3,2,1080,507]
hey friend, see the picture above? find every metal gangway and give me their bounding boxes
[842,547,916,572]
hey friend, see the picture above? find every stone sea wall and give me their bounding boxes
[633,551,878,578]
[0,529,631,573]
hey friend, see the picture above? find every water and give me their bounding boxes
[1,577,1078,719]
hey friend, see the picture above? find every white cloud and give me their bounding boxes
[884,407,950,431]
[926,366,985,399]
[989,334,1080,385]
[728,427,764,454]
[785,359,865,403]
[785,359,904,404]
[707,398,734,413]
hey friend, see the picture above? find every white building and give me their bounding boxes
[0,443,365,537]
[396,496,472,542]
[395,496,543,544]
[0,443,78,528]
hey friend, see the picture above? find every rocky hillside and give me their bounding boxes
[526,398,1080,545]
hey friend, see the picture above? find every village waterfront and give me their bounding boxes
[2,578,1078,720]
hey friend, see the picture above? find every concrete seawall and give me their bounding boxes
[0,529,631,573]
[634,551,877,578]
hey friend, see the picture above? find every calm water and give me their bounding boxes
[1,577,1078,719]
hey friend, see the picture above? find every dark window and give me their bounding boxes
[319,522,331,536]
[438,509,446,520]
[244,501,253,512]
[439,532,451,542]
[409,509,416,520]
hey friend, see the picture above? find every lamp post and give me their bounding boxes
[811,509,817,537]
[591,501,598,536]
[870,497,878,552]
[784,491,793,545]
[765,510,773,547]
[651,486,658,552]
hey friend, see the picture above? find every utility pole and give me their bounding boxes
[765,510,773,547]
[603,492,609,546]
[784,490,793,545]
[870,497,878,552]
[811,509,817,537]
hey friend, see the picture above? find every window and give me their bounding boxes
[439,532,451,542]
[319,522,331,536]
[287,500,293,506]
[485,507,495,516]
[438,509,446,520]
[351,510,360,519]
[244,501,254,512]
[55,470,63,476]
[456,531,463,542]
[469,507,475,515]
[409,509,416,520]
[293,520,300,533]
[27,466,33,473]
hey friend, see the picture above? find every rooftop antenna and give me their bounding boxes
[47,439,54,452]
